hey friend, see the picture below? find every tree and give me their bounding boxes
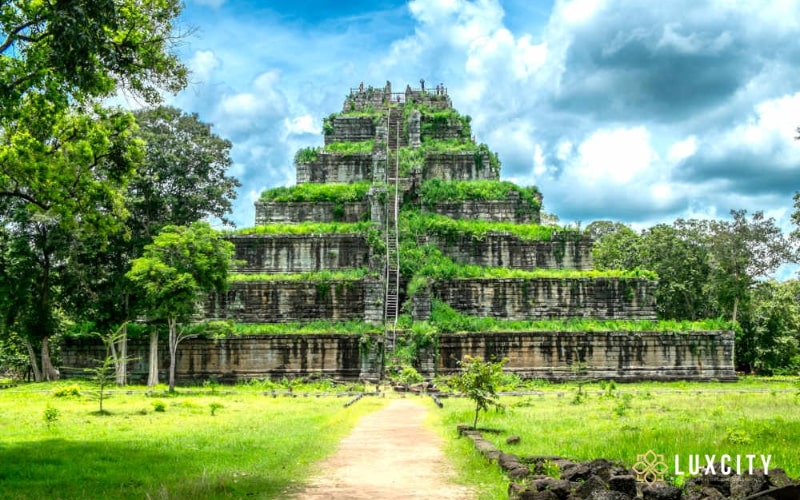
[130,106,240,235]
[0,0,187,118]
[1,0,188,381]
[126,222,234,392]
[60,106,239,386]
[708,210,795,322]
[639,223,716,320]
[451,356,506,430]
[0,107,141,381]
[590,222,642,271]
[738,280,800,374]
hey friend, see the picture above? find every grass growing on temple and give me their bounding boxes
[0,383,385,499]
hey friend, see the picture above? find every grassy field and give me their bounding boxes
[433,378,800,494]
[0,382,385,499]
[2,379,798,499]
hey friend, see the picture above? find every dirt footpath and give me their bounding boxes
[290,397,474,500]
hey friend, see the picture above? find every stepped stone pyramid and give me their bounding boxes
[195,81,734,382]
[61,81,736,383]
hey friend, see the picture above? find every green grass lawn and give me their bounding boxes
[0,382,385,499]
[432,378,800,493]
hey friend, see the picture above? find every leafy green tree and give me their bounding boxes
[126,222,234,392]
[1,0,188,380]
[590,222,642,271]
[639,223,716,320]
[0,108,141,381]
[738,280,800,374]
[451,356,506,430]
[708,210,795,322]
[130,106,240,235]
[0,0,187,117]
[60,107,238,385]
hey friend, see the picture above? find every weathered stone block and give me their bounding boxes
[254,201,369,224]
[434,331,736,381]
[202,280,367,323]
[431,233,592,270]
[228,234,370,274]
[431,278,657,321]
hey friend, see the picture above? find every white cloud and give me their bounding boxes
[285,115,318,136]
[558,0,607,25]
[712,92,800,161]
[668,136,697,163]
[571,127,657,184]
[188,50,220,83]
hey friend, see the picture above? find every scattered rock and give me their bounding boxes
[589,491,634,500]
[507,435,521,445]
[573,474,608,498]
[608,475,637,497]
[641,482,682,500]
[520,489,559,500]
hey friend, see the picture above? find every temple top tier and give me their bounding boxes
[343,80,453,113]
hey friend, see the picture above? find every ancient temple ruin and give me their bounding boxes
[62,82,735,383]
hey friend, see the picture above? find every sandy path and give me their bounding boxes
[290,397,473,500]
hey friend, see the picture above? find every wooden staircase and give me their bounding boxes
[384,108,402,352]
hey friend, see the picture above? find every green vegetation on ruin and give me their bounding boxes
[424,300,734,334]
[402,211,565,242]
[0,385,385,499]
[259,181,372,203]
[228,222,371,235]
[221,320,382,336]
[324,140,375,154]
[400,241,656,296]
[419,179,540,207]
[228,268,377,282]
[394,142,501,177]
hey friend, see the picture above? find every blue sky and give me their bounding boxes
[166,0,800,242]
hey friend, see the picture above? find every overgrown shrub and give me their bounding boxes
[452,355,507,429]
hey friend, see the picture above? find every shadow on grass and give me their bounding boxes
[0,439,288,499]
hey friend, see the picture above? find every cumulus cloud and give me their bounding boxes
[173,0,800,233]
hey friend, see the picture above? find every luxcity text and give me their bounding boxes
[674,454,772,476]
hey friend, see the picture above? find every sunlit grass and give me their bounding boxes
[0,383,385,499]
[433,379,800,492]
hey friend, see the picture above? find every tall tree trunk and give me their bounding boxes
[114,325,128,386]
[732,295,740,323]
[40,335,59,381]
[168,316,177,393]
[24,339,42,382]
[147,329,159,388]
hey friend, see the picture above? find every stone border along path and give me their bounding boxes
[289,397,474,500]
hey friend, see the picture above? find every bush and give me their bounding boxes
[151,400,166,412]
[451,355,507,429]
[43,405,59,428]
[52,384,81,398]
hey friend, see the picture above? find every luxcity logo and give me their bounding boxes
[633,450,773,484]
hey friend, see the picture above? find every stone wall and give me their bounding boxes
[59,330,736,383]
[431,234,592,270]
[431,278,657,320]
[203,280,368,323]
[60,335,364,383]
[296,152,374,184]
[433,331,736,381]
[228,234,370,274]
[423,152,499,181]
[324,117,376,145]
[420,115,466,142]
[425,199,540,224]
[254,201,369,225]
